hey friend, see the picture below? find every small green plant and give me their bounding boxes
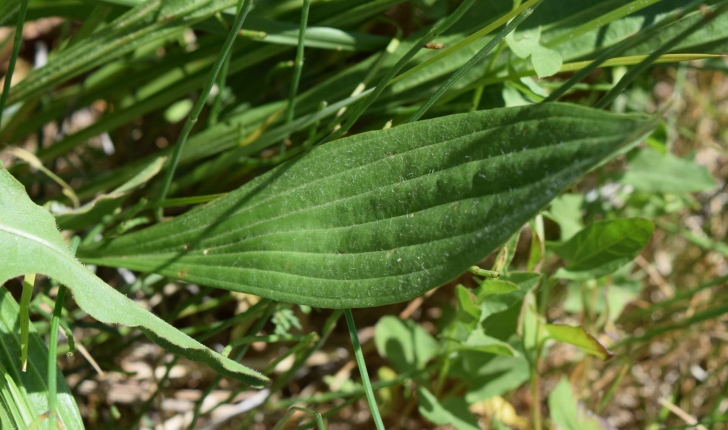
[1,0,727,428]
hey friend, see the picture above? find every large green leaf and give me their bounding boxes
[0,288,83,430]
[551,218,654,280]
[79,104,652,308]
[0,167,268,387]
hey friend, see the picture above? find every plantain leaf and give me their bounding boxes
[0,288,83,430]
[0,167,268,387]
[78,104,653,308]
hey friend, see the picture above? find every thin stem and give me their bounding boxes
[321,0,476,144]
[273,407,325,430]
[47,236,80,418]
[274,364,439,409]
[345,309,385,430]
[0,0,29,129]
[20,273,35,372]
[269,309,344,393]
[46,291,65,416]
[407,2,541,123]
[186,301,274,430]
[208,52,231,127]
[595,1,728,109]
[155,0,254,220]
[531,363,542,430]
[545,0,708,102]
[285,0,311,127]
[389,0,541,88]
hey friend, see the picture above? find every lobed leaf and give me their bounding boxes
[79,104,653,308]
[0,167,268,387]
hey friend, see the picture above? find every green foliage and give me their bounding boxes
[548,378,606,430]
[1,0,726,427]
[544,324,613,360]
[506,27,563,78]
[547,193,584,241]
[417,386,480,430]
[0,167,267,387]
[551,218,654,280]
[78,104,650,308]
[374,316,439,373]
[0,288,83,430]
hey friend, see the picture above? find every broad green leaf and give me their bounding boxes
[551,218,654,280]
[621,148,716,193]
[478,273,538,326]
[0,167,268,387]
[79,104,652,308]
[0,288,83,430]
[464,354,530,403]
[418,387,480,430]
[459,331,516,357]
[374,316,439,373]
[477,280,520,301]
[548,378,607,430]
[544,324,613,360]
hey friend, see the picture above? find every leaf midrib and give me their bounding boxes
[568,223,648,268]
[88,117,627,255]
[84,155,601,285]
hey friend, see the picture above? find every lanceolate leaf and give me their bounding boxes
[0,168,268,387]
[79,104,652,308]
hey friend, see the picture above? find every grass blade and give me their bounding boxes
[595,1,728,108]
[345,309,385,430]
[0,0,28,130]
[407,2,541,123]
[322,0,476,143]
[155,0,254,220]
